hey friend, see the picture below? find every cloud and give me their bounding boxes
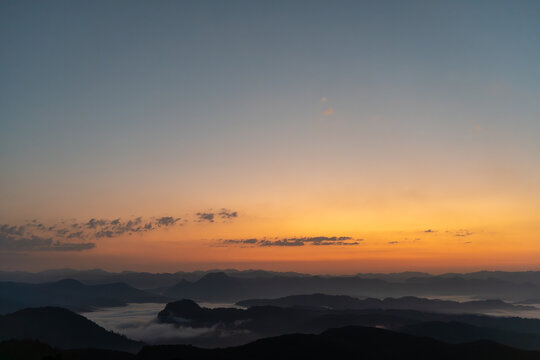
[260,239,305,247]
[321,97,327,103]
[388,241,400,245]
[196,212,215,222]
[312,241,361,246]
[223,238,258,245]
[218,209,238,220]
[55,228,70,236]
[0,234,52,251]
[454,229,473,237]
[323,108,334,116]
[424,229,436,233]
[119,321,214,343]
[3,210,235,251]
[50,241,96,251]
[0,224,25,236]
[156,217,181,226]
[196,209,239,223]
[66,231,85,239]
[86,218,108,229]
[82,304,215,344]
[0,226,95,252]
[220,236,362,247]
[95,230,115,238]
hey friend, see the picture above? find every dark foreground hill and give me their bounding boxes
[138,326,540,360]
[0,307,142,353]
[2,326,540,360]
[0,279,169,314]
[400,321,540,351]
[236,293,534,313]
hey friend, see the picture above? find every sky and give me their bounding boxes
[1,0,539,273]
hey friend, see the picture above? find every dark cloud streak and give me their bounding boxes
[220,236,362,247]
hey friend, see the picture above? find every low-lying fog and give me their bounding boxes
[81,302,243,344]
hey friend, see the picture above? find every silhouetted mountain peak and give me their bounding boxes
[158,299,205,320]
[197,272,230,283]
[50,278,85,288]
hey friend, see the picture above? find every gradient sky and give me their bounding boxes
[1,0,539,273]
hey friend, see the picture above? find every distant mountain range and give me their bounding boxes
[2,271,540,316]
[0,268,310,289]
[0,279,169,314]
[0,307,142,352]
[2,325,540,360]
[236,293,535,313]
[3,268,540,290]
[157,271,540,302]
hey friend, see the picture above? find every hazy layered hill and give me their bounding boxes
[158,272,540,302]
[157,299,540,350]
[3,326,539,360]
[3,268,540,289]
[237,294,534,314]
[0,279,169,314]
[0,307,142,352]
[0,269,309,289]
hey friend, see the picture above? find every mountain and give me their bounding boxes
[0,279,169,313]
[400,321,540,351]
[236,293,534,314]
[157,299,540,349]
[158,272,540,302]
[138,326,540,360]
[523,298,540,304]
[0,340,137,360]
[3,269,540,300]
[0,307,142,352]
[0,269,310,289]
[437,271,540,285]
[2,326,540,360]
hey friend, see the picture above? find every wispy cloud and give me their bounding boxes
[0,226,95,252]
[196,212,215,223]
[156,217,181,226]
[454,229,473,237]
[218,209,238,220]
[50,241,96,251]
[196,209,239,223]
[0,210,219,252]
[323,108,334,116]
[220,236,362,247]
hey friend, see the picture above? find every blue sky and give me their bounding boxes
[1,1,539,271]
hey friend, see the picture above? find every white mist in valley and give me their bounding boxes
[81,302,243,344]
